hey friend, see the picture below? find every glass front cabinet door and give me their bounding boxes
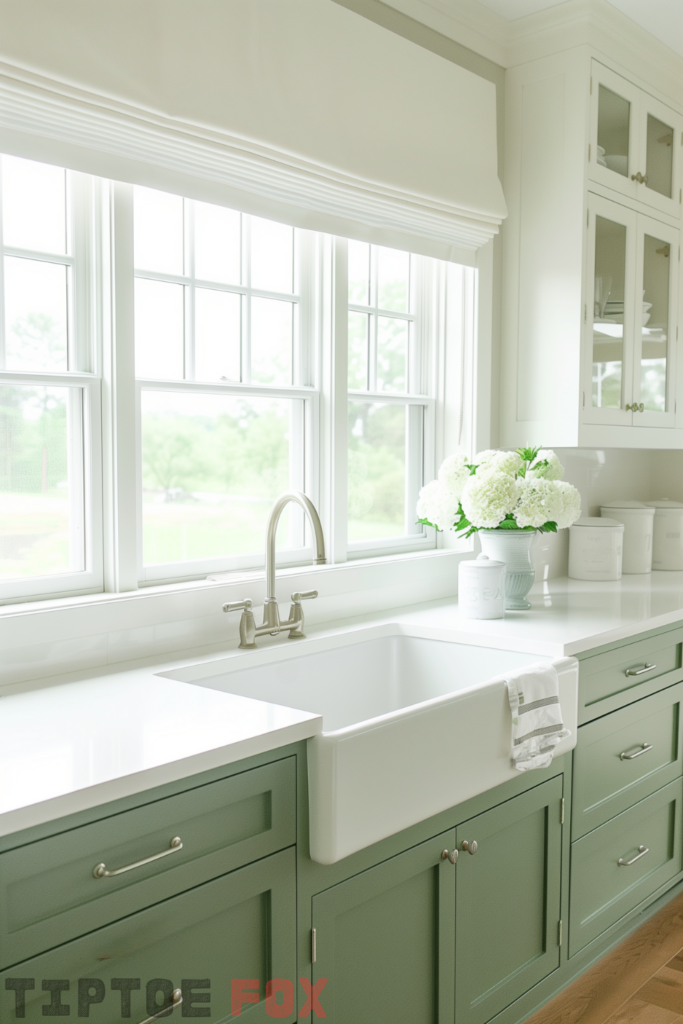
[590,62,682,221]
[584,193,678,428]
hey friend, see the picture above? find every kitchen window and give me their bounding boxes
[0,156,472,602]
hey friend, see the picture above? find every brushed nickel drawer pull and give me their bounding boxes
[618,845,649,867]
[441,848,458,864]
[625,663,656,677]
[461,840,477,855]
[620,742,653,760]
[93,837,182,879]
[139,989,183,1024]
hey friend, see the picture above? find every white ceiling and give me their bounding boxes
[476,0,683,58]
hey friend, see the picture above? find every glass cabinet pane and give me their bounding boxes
[597,86,630,177]
[592,216,627,409]
[646,115,674,199]
[640,234,670,412]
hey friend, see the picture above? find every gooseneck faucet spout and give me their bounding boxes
[223,491,326,648]
[265,491,327,605]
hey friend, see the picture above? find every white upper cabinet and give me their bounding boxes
[589,62,683,221]
[584,193,678,429]
[501,48,682,450]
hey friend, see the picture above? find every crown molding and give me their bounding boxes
[379,0,508,65]
[508,0,683,107]
[380,0,683,107]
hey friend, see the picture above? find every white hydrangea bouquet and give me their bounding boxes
[417,446,581,537]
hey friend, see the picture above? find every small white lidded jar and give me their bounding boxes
[600,501,655,574]
[458,554,506,619]
[568,517,624,581]
[645,500,683,570]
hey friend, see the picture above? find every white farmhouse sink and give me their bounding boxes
[164,624,578,863]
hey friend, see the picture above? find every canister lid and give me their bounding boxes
[460,554,505,569]
[645,499,683,509]
[600,501,655,515]
[571,517,624,529]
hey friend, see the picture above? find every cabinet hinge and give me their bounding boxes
[560,798,565,825]
[680,188,682,204]
[587,209,589,228]
[588,143,591,162]
[590,76,593,95]
[558,920,563,947]
[311,928,317,964]
[584,304,587,323]
[583,391,586,409]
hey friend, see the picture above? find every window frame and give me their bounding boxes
[0,160,478,605]
[0,164,104,603]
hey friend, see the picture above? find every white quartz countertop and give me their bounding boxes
[4,570,683,839]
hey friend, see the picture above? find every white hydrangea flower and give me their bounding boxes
[416,480,460,532]
[528,449,564,481]
[461,471,519,529]
[552,480,582,529]
[437,452,471,500]
[478,450,523,477]
[473,449,498,468]
[515,478,565,529]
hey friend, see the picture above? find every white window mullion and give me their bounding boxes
[243,215,252,385]
[103,181,138,592]
[329,236,348,564]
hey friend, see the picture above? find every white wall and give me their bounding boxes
[531,447,679,580]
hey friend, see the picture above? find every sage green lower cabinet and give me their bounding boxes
[0,848,296,1023]
[455,777,563,1024]
[311,830,456,1024]
[569,779,683,957]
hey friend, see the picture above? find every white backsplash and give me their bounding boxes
[533,448,676,581]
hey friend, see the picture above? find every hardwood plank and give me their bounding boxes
[524,892,683,1024]
[636,968,683,1014]
[605,998,682,1024]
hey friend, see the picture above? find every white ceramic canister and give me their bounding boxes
[599,501,655,574]
[645,500,683,570]
[457,554,506,619]
[568,517,624,581]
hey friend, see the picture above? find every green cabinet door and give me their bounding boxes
[311,829,456,1024]
[0,848,296,1023]
[455,777,563,1024]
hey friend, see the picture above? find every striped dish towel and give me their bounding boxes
[506,664,570,771]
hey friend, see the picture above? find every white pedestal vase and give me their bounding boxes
[478,530,537,610]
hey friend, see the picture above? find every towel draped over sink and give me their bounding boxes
[506,664,570,771]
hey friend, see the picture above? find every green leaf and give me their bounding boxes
[417,517,441,532]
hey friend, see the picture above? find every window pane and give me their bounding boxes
[377,247,410,312]
[597,86,630,177]
[348,240,370,305]
[134,186,184,275]
[194,202,241,284]
[377,317,407,392]
[135,279,184,379]
[195,288,241,383]
[2,156,67,254]
[646,115,674,199]
[0,385,83,579]
[250,217,293,293]
[141,390,297,564]
[348,312,368,390]
[250,297,293,385]
[348,402,405,542]
[640,235,670,413]
[4,257,68,371]
[592,216,626,409]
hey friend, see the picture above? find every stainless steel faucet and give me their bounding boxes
[223,491,326,648]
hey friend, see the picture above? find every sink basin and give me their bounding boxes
[164,624,578,863]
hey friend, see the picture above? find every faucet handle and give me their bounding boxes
[291,590,318,603]
[223,599,253,613]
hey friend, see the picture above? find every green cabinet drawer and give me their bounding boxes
[0,847,296,1023]
[572,683,683,839]
[569,778,682,957]
[0,756,295,969]
[579,627,683,724]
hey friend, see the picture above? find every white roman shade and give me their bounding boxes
[0,0,506,260]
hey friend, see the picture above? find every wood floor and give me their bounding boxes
[525,891,683,1024]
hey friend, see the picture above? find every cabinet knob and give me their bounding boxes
[137,989,183,1024]
[630,171,648,184]
[461,840,478,855]
[441,848,458,864]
